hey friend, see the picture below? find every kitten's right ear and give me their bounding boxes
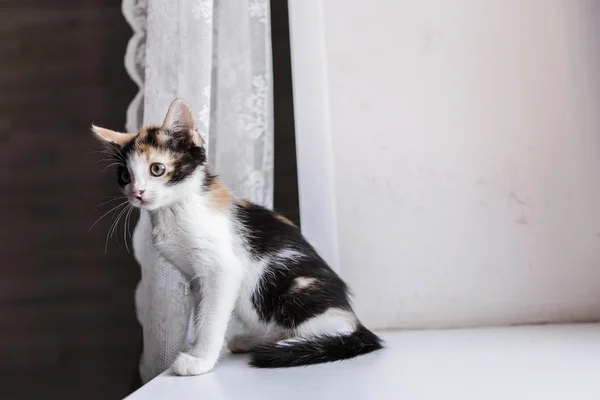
[162,99,196,133]
[91,125,136,147]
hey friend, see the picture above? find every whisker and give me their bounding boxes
[126,208,135,238]
[104,204,128,250]
[109,201,129,223]
[123,206,134,254]
[86,150,113,156]
[94,196,125,209]
[89,146,126,160]
[87,151,124,162]
[105,204,129,253]
[110,204,129,239]
[101,162,121,172]
[88,200,129,234]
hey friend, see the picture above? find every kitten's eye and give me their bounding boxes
[120,170,131,184]
[150,163,166,177]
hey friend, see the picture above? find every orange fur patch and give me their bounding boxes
[192,132,203,147]
[92,125,136,147]
[275,214,296,226]
[293,277,317,289]
[136,127,149,142]
[209,179,232,212]
[135,140,149,156]
[155,130,169,144]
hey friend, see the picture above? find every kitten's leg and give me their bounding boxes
[227,334,260,354]
[172,258,242,376]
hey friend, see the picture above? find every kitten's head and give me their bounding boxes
[92,99,206,210]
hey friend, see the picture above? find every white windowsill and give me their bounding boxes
[126,323,600,400]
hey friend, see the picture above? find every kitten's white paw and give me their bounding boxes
[172,353,216,376]
[227,334,256,353]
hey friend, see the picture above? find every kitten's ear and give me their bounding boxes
[162,99,202,147]
[162,99,196,133]
[91,125,136,147]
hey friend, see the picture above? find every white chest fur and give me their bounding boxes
[139,195,287,376]
[149,195,235,277]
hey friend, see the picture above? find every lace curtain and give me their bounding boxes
[122,0,274,382]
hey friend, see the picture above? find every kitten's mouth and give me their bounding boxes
[130,197,152,208]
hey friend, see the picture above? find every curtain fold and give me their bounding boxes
[123,0,274,382]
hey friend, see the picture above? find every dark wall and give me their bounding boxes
[0,1,297,398]
[271,0,300,226]
[0,1,141,399]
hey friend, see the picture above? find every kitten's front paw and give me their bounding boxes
[172,353,216,376]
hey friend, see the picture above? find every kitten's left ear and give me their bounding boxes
[91,125,136,147]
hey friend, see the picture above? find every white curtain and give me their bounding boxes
[123,0,274,382]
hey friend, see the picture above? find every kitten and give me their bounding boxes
[92,99,382,375]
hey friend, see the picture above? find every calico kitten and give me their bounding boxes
[92,99,382,375]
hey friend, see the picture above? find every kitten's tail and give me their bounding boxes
[249,324,383,368]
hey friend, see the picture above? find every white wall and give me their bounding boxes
[291,0,600,329]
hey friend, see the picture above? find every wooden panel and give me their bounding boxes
[0,1,298,398]
[271,0,300,226]
[0,1,141,398]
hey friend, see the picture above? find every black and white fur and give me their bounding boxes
[92,99,382,375]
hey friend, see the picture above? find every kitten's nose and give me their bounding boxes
[132,188,145,201]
